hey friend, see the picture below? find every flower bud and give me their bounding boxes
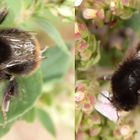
[77,40,88,52]
[75,23,81,39]
[120,125,130,136]
[96,9,105,20]
[110,1,116,11]
[80,49,92,61]
[89,127,101,136]
[75,91,85,102]
[83,9,97,19]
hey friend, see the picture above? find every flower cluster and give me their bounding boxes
[75,81,136,140]
[75,22,100,69]
[75,81,96,115]
[113,122,135,140]
[76,0,139,27]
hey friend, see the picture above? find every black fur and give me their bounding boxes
[0,38,12,63]
[7,61,36,75]
[111,59,140,111]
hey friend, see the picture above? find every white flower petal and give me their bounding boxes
[75,0,83,7]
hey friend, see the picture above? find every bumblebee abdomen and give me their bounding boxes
[7,38,41,75]
[7,61,37,75]
[0,28,41,75]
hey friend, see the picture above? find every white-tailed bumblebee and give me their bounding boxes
[0,7,46,127]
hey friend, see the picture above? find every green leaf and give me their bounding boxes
[22,107,36,123]
[0,70,42,125]
[3,0,23,26]
[120,6,136,20]
[37,108,56,136]
[40,93,53,106]
[23,0,35,8]
[123,13,140,36]
[33,16,70,55]
[0,121,14,137]
[5,0,23,16]
[41,46,71,83]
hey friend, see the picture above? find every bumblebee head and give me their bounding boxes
[111,59,140,111]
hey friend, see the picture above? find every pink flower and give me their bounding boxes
[120,125,130,136]
[78,24,86,31]
[75,91,85,102]
[83,103,91,110]
[122,0,129,5]
[76,83,86,92]
[91,114,101,124]
[96,9,105,20]
[77,40,88,52]
[82,96,95,114]
[88,95,95,105]
[75,23,81,39]
[89,127,101,136]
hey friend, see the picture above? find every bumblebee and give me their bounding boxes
[111,43,140,111]
[0,7,46,127]
[98,32,140,113]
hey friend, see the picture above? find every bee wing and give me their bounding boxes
[95,91,119,122]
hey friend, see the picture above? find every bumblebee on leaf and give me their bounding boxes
[0,7,47,127]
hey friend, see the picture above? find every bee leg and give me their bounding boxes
[39,55,48,60]
[97,75,112,81]
[2,76,18,112]
[0,71,11,80]
[0,7,8,24]
[1,76,18,127]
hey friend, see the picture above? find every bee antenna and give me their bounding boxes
[100,92,112,102]
[41,46,48,54]
[2,111,7,128]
